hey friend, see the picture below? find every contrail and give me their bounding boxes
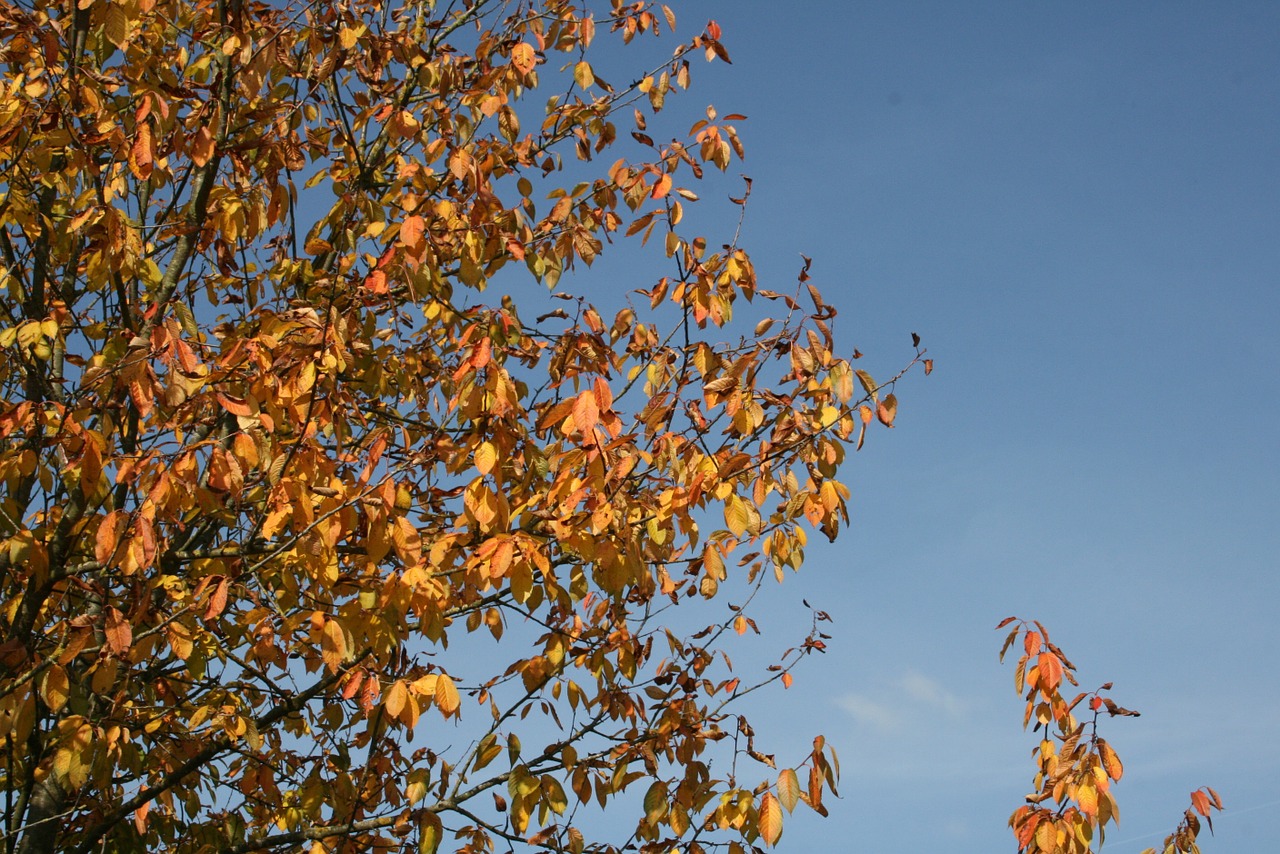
[1106,798,1280,846]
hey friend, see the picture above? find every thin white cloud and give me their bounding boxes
[896,669,965,716]
[835,669,966,734]
[834,694,901,733]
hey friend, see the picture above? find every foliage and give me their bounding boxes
[999,618,1223,854]
[0,0,927,851]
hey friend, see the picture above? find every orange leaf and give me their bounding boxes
[573,390,599,435]
[1098,738,1123,781]
[104,606,132,655]
[650,172,672,200]
[758,792,782,846]
[875,393,897,427]
[191,125,215,167]
[400,214,425,251]
[511,42,536,74]
[95,510,127,565]
[384,679,408,718]
[1038,652,1063,693]
[203,576,229,621]
[130,123,153,180]
[1023,630,1041,656]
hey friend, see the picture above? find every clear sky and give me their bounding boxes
[643,2,1280,851]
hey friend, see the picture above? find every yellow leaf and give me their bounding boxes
[542,775,569,815]
[435,673,460,717]
[418,811,443,854]
[104,3,128,49]
[338,24,365,49]
[321,618,347,673]
[724,496,749,537]
[574,61,595,90]
[855,369,878,399]
[777,769,801,813]
[166,621,194,660]
[474,441,497,475]
[1078,782,1099,819]
[40,664,70,713]
[385,679,408,718]
[642,781,668,825]
[1036,819,1059,852]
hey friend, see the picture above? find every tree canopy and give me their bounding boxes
[0,0,923,850]
[0,1,1219,853]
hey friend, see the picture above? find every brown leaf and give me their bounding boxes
[103,607,132,656]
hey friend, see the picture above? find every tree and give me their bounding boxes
[999,618,1223,854]
[0,1,924,851]
[0,0,1221,852]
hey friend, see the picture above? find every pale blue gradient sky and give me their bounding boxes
[661,2,1279,851]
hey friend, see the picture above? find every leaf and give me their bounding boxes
[474,441,498,475]
[573,390,599,435]
[190,125,215,167]
[724,496,749,537]
[435,673,460,717]
[385,680,409,718]
[642,781,667,825]
[855,370,878,398]
[321,618,347,673]
[875,393,897,427]
[1035,819,1056,852]
[418,810,442,854]
[104,3,129,49]
[95,510,128,565]
[39,663,70,713]
[1078,782,1098,818]
[777,769,800,813]
[1037,652,1062,693]
[574,61,595,90]
[400,214,425,250]
[203,576,229,621]
[103,607,132,655]
[511,42,537,74]
[1190,789,1211,818]
[130,123,154,180]
[1098,738,1123,781]
[758,792,783,846]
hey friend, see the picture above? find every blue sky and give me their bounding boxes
[641,2,1280,851]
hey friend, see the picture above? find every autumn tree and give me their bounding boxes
[999,618,1223,854]
[0,0,926,851]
